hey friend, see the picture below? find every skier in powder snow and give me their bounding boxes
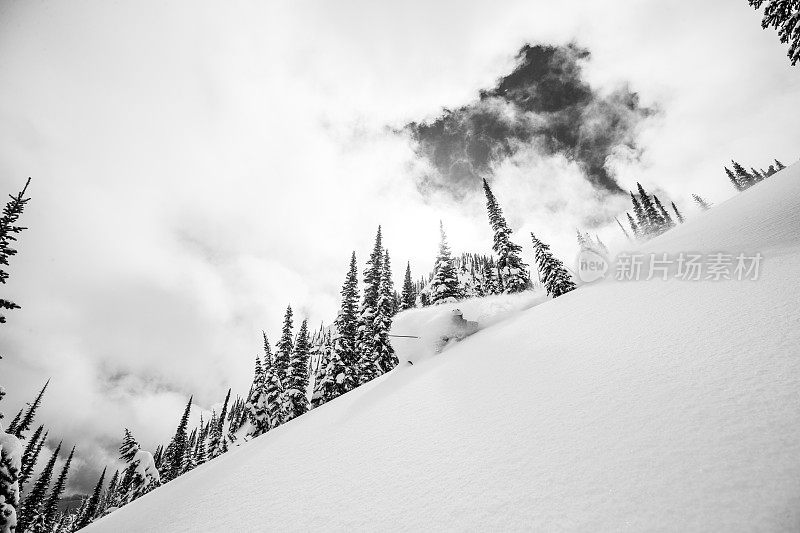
[435,308,479,352]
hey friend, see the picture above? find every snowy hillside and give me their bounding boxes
[88,165,800,532]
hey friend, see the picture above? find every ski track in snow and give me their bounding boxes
[88,164,800,532]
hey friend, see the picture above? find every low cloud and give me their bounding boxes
[406,43,655,200]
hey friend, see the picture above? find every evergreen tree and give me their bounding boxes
[731,160,754,189]
[118,430,159,503]
[161,397,192,482]
[636,183,665,236]
[725,166,743,191]
[262,332,273,368]
[775,159,786,170]
[692,194,712,211]
[274,306,294,383]
[19,441,61,532]
[671,202,685,224]
[10,380,49,439]
[264,364,289,430]
[319,253,360,403]
[652,195,675,229]
[98,468,119,516]
[382,251,396,318]
[482,179,529,292]
[18,425,46,489]
[374,250,399,374]
[748,0,800,65]
[286,319,311,420]
[209,389,230,458]
[531,234,576,298]
[0,178,32,324]
[626,213,641,240]
[74,467,105,530]
[357,227,384,383]
[39,446,74,532]
[750,167,765,182]
[429,222,462,304]
[630,192,648,236]
[310,332,333,409]
[400,262,416,310]
[244,354,268,437]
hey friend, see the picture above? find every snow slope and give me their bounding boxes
[89,165,800,532]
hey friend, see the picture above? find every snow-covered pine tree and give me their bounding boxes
[98,468,118,518]
[382,251,396,318]
[750,167,765,182]
[286,319,311,420]
[652,195,675,229]
[0,178,32,324]
[374,250,399,374]
[318,253,360,403]
[725,166,743,191]
[161,397,192,483]
[357,228,384,384]
[208,390,230,459]
[400,262,416,311]
[0,386,22,533]
[482,179,529,292]
[18,441,61,532]
[118,429,160,504]
[274,306,294,384]
[731,161,754,189]
[262,332,273,368]
[18,425,46,489]
[38,445,74,532]
[630,192,648,236]
[9,380,49,439]
[775,159,786,170]
[482,256,500,295]
[748,0,800,65]
[636,183,665,236]
[671,202,685,224]
[531,233,576,298]
[429,222,462,304]
[310,332,332,409]
[243,355,268,438]
[692,194,712,211]
[74,467,106,530]
[626,213,641,240]
[264,364,289,430]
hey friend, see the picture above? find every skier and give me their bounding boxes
[435,308,479,352]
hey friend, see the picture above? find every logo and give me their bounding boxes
[576,249,609,283]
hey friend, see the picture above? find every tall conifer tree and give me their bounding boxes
[286,319,311,420]
[0,177,32,324]
[531,234,576,298]
[74,468,106,530]
[19,441,61,532]
[482,179,529,292]
[39,446,74,532]
[10,380,49,439]
[671,202,685,224]
[429,222,462,304]
[400,262,416,310]
[162,397,192,482]
[18,425,46,489]
[357,228,385,384]
[374,250,399,374]
[274,306,294,383]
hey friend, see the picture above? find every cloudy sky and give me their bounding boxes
[1,0,798,492]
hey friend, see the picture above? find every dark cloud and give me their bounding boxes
[406,43,655,199]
